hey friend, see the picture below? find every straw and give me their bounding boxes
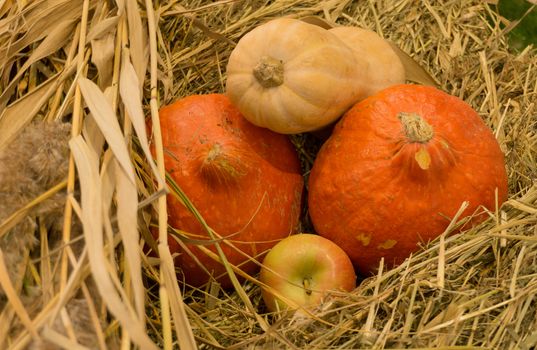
[0,0,535,349]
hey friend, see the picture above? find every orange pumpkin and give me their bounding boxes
[308,84,508,274]
[154,94,303,287]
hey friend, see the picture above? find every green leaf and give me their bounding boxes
[497,0,537,51]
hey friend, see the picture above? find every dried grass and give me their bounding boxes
[0,0,535,349]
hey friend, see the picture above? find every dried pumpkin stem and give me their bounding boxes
[399,112,434,143]
[399,113,434,170]
[253,56,284,88]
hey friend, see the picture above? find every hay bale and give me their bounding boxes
[0,0,535,349]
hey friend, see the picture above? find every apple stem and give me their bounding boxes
[303,277,312,295]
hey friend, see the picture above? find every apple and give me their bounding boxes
[259,233,356,312]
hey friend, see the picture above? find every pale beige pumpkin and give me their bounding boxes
[329,26,406,97]
[226,18,369,134]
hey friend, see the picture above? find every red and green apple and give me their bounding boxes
[259,233,356,312]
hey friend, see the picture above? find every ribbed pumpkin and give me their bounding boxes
[226,18,368,134]
[308,84,508,274]
[154,94,304,288]
[328,26,406,97]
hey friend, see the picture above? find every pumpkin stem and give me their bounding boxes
[399,112,434,143]
[399,113,434,170]
[199,143,246,186]
[253,56,284,88]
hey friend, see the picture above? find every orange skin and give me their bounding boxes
[308,84,508,275]
[155,94,304,288]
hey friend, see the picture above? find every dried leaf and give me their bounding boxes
[114,0,125,15]
[87,15,120,42]
[27,19,77,64]
[119,55,164,187]
[300,16,336,29]
[0,18,77,108]
[41,326,89,350]
[125,0,148,89]
[0,49,78,148]
[158,244,198,350]
[69,135,158,350]
[91,32,116,88]
[77,77,135,184]
[80,73,146,324]
[0,0,85,67]
[82,114,106,157]
[388,42,439,87]
[0,72,61,152]
[0,249,39,339]
[100,150,118,262]
[0,0,13,17]
[114,157,145,319]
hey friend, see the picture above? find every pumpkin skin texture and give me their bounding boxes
[226,18,368,134]
[329,26,406,98]
[308,84,508,275]
[155,94,304,288]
